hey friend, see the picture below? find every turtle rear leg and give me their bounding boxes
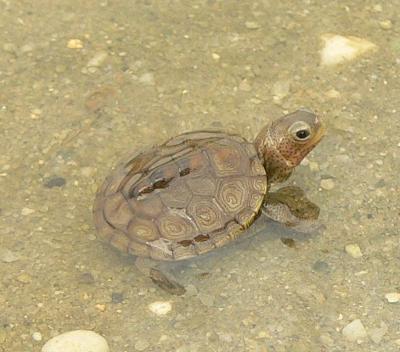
[135,257,186,296]
[262,185,321,233]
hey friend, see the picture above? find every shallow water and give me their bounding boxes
[1,1,399,351]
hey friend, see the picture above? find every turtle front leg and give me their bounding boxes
[135,257,186,296]
[262,185,321,233]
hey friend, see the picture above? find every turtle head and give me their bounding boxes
[255,109,325,184]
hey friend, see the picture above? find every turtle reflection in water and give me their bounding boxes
[93,109,325,294]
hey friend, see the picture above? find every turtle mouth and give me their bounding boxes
[310,123,326,145]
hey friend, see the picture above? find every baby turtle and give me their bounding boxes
[93,109,324,294]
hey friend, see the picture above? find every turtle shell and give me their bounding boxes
[93,131,267,261]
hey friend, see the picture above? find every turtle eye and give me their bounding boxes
[289,121,312,142]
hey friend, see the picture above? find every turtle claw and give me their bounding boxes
[150,268,186,296]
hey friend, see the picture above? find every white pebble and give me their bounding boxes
[135,338,149,351]
[148,301,172,315]
[41,330,109,352]
[0,249,19,263]
[379,20,392,30]
[342,319,367,342]
[385,292,400,303]
[139,72,155,85]
[87,51,108,68]
[245,21,260,29]
[320,179,335,190]
[345,244,363,258]
[32,332,42,341]
[21,207,35,215]
[67,39,83,49]
[320,34,377,66]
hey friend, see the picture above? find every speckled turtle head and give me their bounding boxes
[255,109,325,184]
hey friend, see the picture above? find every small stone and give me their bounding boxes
[32,332,42,341]
[239,79,251,92]
[320,34,377,66]
[0,249,19,263]
[67,39,83,49]
[368,322,388,343]
[272,80,291,101]
[79,272,95,284]
[20,43,34,53]
[325,88,341,98]
[319,333,334,346]
[41,330,109,352]
[139,72,155,85]
[345,244,363,258]
[320,178,335,190]
[385,292,400,303]
[17,273,32,284]
[212,53,220,61]
[148,301,172,315]
[309,161,320,172]
[379,20,392,30]
[111,292,124,303]
[3,43,17,53]
[342,319,367,342]
[199,293,215,307]
[184,284,198,297]
[87,51,108,68]
[44,176,66,188]
[372,4,383,12]
[80,167,95,177]
[21,207,35,215]
[245,21,261,29]
[95,304,106,312]
[135,339,149,351]
[312,260,330,273]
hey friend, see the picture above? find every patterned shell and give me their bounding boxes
[93,131,268,261]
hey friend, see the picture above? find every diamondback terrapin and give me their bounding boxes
[93,109,325,294]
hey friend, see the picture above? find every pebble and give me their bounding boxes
[67,39,83,49]
[312,260,330,273]
[379,20,392,30]
[87,51,108,68]
[325,88,341,98]
[319,333,334,346]
[245,21,260,29]
[345,244,363,258]
[44,176,66,188]
[135,338,149,351]
[41,330,109,352]
[384,292,400,303]
[138,72,155,85]
[320,178,335,190]
[111,292,124,303]
[342,319,367,342]
[368,322,388,343]
[199,293,215,307]
[21,207,35,215]
[32,332,42,341]
[272,80,291,102]
[211,53,220,61]
[320,34,377,66]
[184,284,198,297]
[3,43,17,53]
[17,273,32,284]
[238,79,251,92]
[148,301,172,315]
[0,248,19,263]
